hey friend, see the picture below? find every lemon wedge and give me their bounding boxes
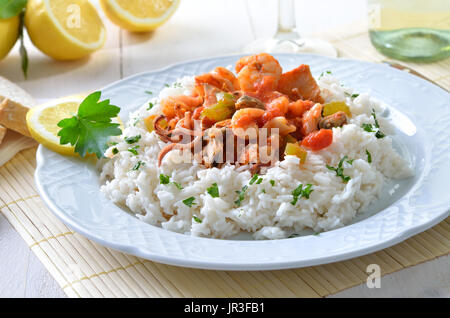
[0,16,19,61]
[100,0,179,32]
[25,0,106,60]
[26,95,124,156]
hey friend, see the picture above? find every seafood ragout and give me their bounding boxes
[148,53,348,173]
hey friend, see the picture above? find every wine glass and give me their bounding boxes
[243,0,338,56]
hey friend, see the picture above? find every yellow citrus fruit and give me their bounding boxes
[0,16,19,61]
[100,0,179,32]
[25,0,106,60]
[26,95,124,156]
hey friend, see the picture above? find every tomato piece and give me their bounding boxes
[301,129,333,151]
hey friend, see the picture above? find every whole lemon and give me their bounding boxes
[0,16,20,61]
[25,0,106,60]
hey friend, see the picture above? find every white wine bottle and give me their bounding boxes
[368,0,450,62]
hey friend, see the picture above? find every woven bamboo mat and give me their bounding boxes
[1,29,449,298]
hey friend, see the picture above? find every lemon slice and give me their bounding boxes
[26,95,84,156]
[0,16,19,61]
[25,0,106,60]
[27,95,124,156]
[100,0,179,32]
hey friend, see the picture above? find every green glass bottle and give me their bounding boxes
[368,0,450,62]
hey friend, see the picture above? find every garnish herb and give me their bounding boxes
[270,180,275,186]
[125,135,141,144]
[193,215,202,223]
[234,185,248,207]
[256,177,263,184]
[346,158,354,165]
[351,94,359,99]
[361,123,375,132]
[362,109,385,139]
[313,232,321,236]
[132,161,145,171]
[112,147,119,155]
[159,174,170,184]
[318,70,332,80]
[261,189,266,193]
[164,83,170,87]
[145,90,152,95]
[288,233,299,238]
[108,141,118,146]
[128,145,139,155]
[291,183,314,205]
[147,102,154,110]
[172,182,183,190]
[58,92,122,158]
[326,156,351,183]
[183,197,196,207]
[249,174,259,185]
[366,149,372,163]
[206,183,220,198]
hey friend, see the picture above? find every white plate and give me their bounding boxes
[35,54,450,270]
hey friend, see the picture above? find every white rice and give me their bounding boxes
[99,74,413,240]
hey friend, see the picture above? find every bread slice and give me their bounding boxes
[0,124,6,144]
[0,76,35,137]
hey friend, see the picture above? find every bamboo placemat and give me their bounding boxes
[1,29,449,298]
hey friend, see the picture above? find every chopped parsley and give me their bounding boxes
[112,147,119,155]
[318,70,332,80]
[256,177,263,184]
[57,92,122,158]
[183,197,196,207]
[108,141,118,146]
[193,215,202,223]
[164,83,170,87]
[313,232,321,236]
[351,93,360,99]
[249,174,259,185]
[206,183,220,198]
[346,158,354,165]
[270,180,275,186]
[127,145,139,155]
[132,161,145,171]
[172,182,183,190]
[366,149,372,163]
[291,183,314,205]
[145,90,152,95]
[362,109,385,139]
[159,174,170,184]
[125,135,141,144]
[147,102,154,110]
[234,185,248,207]
[326,156,351,183]
[288,233,300,238]
[261,189,266,194]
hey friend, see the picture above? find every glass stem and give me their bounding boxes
[274,0,300,40]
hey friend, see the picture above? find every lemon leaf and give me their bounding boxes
[57,92,122,158]
[0,0,27,19]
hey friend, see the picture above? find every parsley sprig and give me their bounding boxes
[58,92,122,158]
[326,156,351,183]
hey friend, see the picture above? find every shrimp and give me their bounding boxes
[195,67,240,92]
[231,108,265,138]
[288,99,314,118]
[235,53,282,94]
[262,95,289,123]
[301,103,323,136]
[161,95,203,119]
[277,64,324,103]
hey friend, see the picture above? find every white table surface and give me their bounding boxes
[0,0,448,298]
